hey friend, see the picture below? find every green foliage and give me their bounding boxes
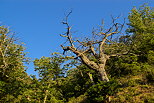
[111,84,154,103]
[86,79,119,102]
[127,4,154,33]
[0,26,28,82]
[68,94,89,103]
[61,65,94,101]
[126,4,154,84]
[0,25,31,102]
[34,54,65,80]
[147,50,154,64]
[145,68,154,83]
[107,55,141,77]
[33,54,67,102]
[127,4,154,60]
[1,4,154,103]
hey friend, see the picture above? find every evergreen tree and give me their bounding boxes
[0,25,31,102]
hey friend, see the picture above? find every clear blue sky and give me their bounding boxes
[0,0,154,76]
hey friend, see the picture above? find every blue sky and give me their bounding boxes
[0,0,154,76]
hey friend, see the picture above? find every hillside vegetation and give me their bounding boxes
[0,5,154,103]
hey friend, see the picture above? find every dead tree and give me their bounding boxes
[60,12,128,82]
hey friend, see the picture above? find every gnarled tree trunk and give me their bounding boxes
[98,64,109,82]
[60,12,126,82]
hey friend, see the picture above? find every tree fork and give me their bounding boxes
[60,12,127,82]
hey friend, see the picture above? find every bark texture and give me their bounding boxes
[61,13,126,82]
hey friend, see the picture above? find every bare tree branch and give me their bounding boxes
[60,14,128,82]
